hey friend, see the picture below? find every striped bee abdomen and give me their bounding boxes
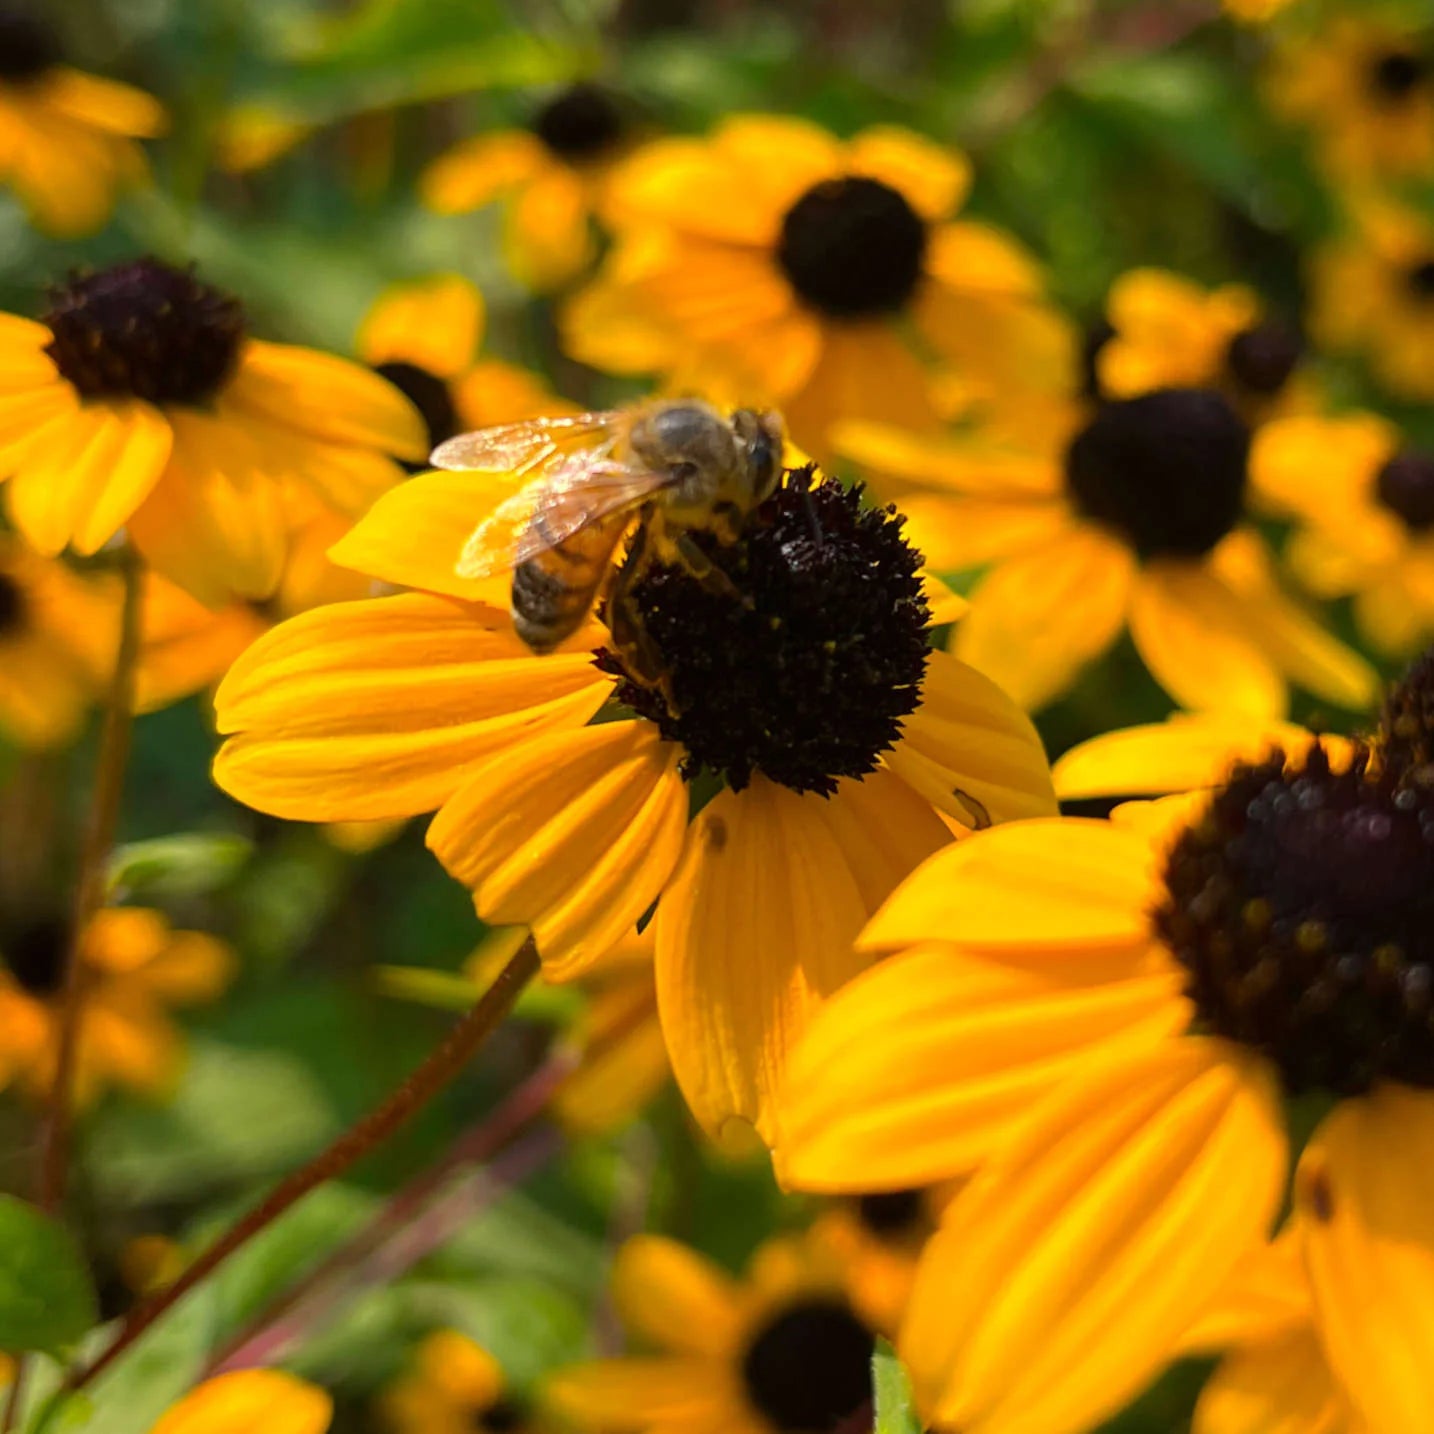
[509,512,630,651]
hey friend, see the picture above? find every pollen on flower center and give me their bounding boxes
[4,916,69,997]
[0,573,25,636]
[1375,449,1434,530]
[1368,48,1427,102]
[1064,388,1250,560]
[596,466,931,796]
[1225,320,1303,398]
[0,11,59,82]
[1157,744,1434,1096]
[531,82,623,162]
[777,176,928,319]
[740,1297,875,1432]
[372,360,458,463]
[43,258,246,407]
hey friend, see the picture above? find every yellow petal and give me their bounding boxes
[150,1371,331,1434]
[885,649,1057,828]
[39,68,166,136]
[1179,1230,1313,1354]
[1194,1330,1349,1434]
[902,1039,1286,1434]
[214,594,609,821]
[356,274,484,377]
[655,777,872,1144]
[1296,1086,1434,1434]
[414,1329,504,1408]
[502,164,594,290]
[611,1235,746,1356]
[543,1359,743,1429]
[778,941,1191,1191]
[846,125,971,220]
[427,721,688,981]
[953,525,1135,712]
[859,817,1162,958]
[419,130,547,213]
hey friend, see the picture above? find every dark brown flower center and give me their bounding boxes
[1158,744,1434,1096]
[1406,258,1434,301]
[531,83,623,163]
[856,1188,925,1238]
[1368,48,1427,102]
[372,361,458,468]
[777,176,927,320]
[43,259,246,407]
[1379,646,1434,778]
[1064,388,1250,559]
[0,11,59,82]
[4,916,69,997]
[1225,321,1302,398]
[0,573,25,636]
[1376,449,1434,530]
[741,1297,875,1432]
[597,467,930,796]
[478,1398,524,1431]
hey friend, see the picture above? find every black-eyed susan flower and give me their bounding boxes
[781,721,1434,1433]
[151,1370,331,1434]
[1090,267,1305,420]
[1310,198,1434,403]
[380,1329,531,1434]
[1252,410,1434,655]
[421,84,628,292]
[562,115,1071,455]
[356,274,577,463]
[212,437,1054,1143]
[1224,0,1296,21]
[0,9,164,236]
[0,258,427,605]
[545,1230,880,1434]
[1266,11,1434,180]
[0,533,116,747]
[838,387,1377,716]
[0,906,235,1104]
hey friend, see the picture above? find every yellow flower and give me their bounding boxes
[0,533,117,748]
[212,445,1054,1142]
[214,104,312,173]
[1310,197,1434,403]
[0,258,426,605]
[1091,268,1306,419]
[1251,410,1434,655]
[562,115,1071,455]
[837,388,1376,717]
[0,906,235,1104]
[1224,0,1297,21]
[356,274,578,458]
[545,1230,880,1434]
[421,84,628,292]
[152,1370,332,1434]
[779,735,1434,1433]
[380,1329,530,1434]
[0,14,164,236]
[1266,12,1434,180]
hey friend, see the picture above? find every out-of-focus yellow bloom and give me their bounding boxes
[0,258,426,606]
[0,906,235,1104]
[545,1229,880,1434]
[838,391,1375,718]
[1224,0,1297,21]
[380,1329,534,1434]
[563,114,1071,456]
[422,84,629,292]
[152,1370,332,1434]
[0,13,164,235]
[0,534,117,749]
[117,1232,185,1297]
[1311,198,1434,402]
[214,105,312,173]
[1266,13,1434,180]
[1252,411,1434,655]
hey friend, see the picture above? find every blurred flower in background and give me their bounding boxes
[152,1370,332,1434]
[380,1328,534,1434]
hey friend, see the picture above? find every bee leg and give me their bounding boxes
[674,533,742,602]
[609,582,683,717]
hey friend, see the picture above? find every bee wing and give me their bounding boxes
[456,459,677,578]
[430,412,623,476]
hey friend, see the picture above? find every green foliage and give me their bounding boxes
[0,1198,98,1357]
[873,1340,922,1434]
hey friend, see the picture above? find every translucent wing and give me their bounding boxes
[430,412,623,476]
[456,458,676,578]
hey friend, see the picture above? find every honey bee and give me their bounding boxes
[432,400,785,706]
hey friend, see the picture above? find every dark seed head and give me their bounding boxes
[4,916,69,997]
[1368,48,1427,102]
[0,11,60,82]
[1379,646,1434,777]
[372,360,458,467]
[1406,259,1434,300]
[0,572,25,636]
[1064,388,1250,560]
[1080,318,1117,401]
[1157,743,1434,1096]
[741,1297,874,1432]
[1225,320,1302,398]
[777,176,927,320]
[597,467,931,796]
[531,83,624,163]
[478,1399,524,1432]
[1375,449,1434,531]
[43,258,246,407]
[855,1188,925,1238]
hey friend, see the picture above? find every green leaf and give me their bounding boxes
[106,833,253,901]
[0,1198,98,1356]
[873,1339,921,1434]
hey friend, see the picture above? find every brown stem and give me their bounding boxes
[39,549,144,1214]
[65,934,542,1394]
[1,1360,26,1434]
[202,1044,577,1375]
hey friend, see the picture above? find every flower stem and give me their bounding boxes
[65,933,542,1395]
[39,550,144,1214]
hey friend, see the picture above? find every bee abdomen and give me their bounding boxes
[511,554,598,652]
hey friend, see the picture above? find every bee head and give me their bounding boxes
[732,408,785,503]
